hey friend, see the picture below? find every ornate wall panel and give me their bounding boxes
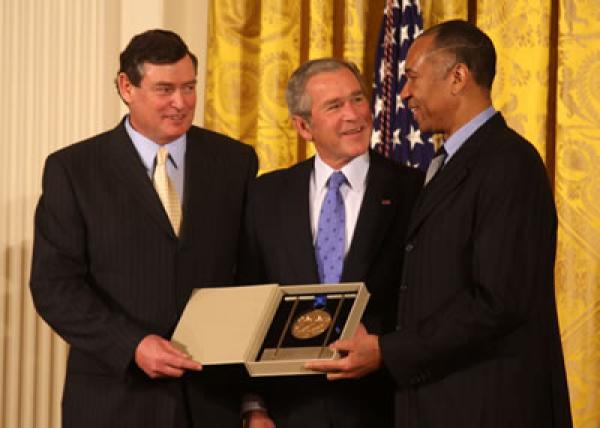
[478,0,551,159]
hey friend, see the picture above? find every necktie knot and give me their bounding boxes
[156,146,169,166]
[327,171,346,191]
[434,146,447,159]
[424,146,447,186]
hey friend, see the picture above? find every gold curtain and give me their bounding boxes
[554,1,600,427]
[205,1,600,426]
[204,0,386,173]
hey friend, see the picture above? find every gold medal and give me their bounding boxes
[291,309,332,340]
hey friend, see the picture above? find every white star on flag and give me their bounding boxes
[400,23,410,45]
[370,0,434,170]
[407,125,423,149]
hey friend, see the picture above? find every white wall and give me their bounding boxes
[0,1,208,426]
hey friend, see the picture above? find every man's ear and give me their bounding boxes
[117,72,134,104]
[450,63,469,95]
[291,115,313,141]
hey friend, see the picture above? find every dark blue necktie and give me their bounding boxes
[315,171,346,283]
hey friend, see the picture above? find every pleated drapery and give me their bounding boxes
[0,2,120,427]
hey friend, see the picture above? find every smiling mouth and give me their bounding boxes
[341,125,366,135]
[165,113,187,121]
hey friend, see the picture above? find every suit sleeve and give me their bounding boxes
[380,144,557,386]
[30,154,146,375]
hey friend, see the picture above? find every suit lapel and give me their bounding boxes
[280,160,320,283]
[178,130,215,245]
[342,153,397,281]
[407,161,469,237]
[106,121,175,237]
[407,113,505,238]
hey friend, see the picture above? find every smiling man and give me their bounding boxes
[238,58,423,428]
[30,29,257,428]
[306,20,572,428]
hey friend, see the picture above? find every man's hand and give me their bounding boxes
[246,410,276,428]
[305,324,382,380]
[135,334,202,378]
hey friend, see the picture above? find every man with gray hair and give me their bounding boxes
[238,57,423,427]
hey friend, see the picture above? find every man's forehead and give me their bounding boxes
[309,68,353,82]
[141,56,194,71]
[406,37,430,66]
[407,36,453,69]
[312,86,363,107]
[139,60,196,82]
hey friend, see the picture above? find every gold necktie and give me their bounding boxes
[153,146,182,235]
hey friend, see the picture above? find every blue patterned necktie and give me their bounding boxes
[315,171,347,283]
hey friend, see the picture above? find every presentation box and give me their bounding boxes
[172,282,369,376]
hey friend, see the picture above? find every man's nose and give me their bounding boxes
[170,89,185,108]
[342,101,360,119]
[400,82,411,103]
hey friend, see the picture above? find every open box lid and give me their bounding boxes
[172,284,279,364]
[172,283,369,376]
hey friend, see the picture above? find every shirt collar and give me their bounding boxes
[314,151,370,191]
[443,106,496,163]
[125,115,186,172]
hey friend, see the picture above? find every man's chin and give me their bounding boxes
[414,121,433,134]
[341,133,371,147]
[165,122,192,137]
[350,145,370,159]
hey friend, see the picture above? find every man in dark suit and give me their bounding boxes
[307,20,572,428]
[30,29,258,428]
[240,58,423,428]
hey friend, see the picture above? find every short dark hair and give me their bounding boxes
[286,58,366,120]
[422,20,496,89]
[117,29,198,87]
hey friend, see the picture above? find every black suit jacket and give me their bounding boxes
[380,113,572,428]
[30,120,258,428]
[238,151,423,428]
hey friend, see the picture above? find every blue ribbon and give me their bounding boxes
[314,294,327,309]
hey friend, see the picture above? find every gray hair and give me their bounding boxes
[285,58,366,120]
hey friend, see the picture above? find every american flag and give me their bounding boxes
[371,0,434,171]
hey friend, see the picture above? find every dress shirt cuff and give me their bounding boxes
[240,393,267,416]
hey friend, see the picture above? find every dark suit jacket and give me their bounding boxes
[380,113,572,428]
[30,120,258,428]
[238,151,423,428]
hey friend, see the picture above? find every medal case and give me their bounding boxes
[172,283,369,376]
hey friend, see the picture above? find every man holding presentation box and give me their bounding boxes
[237,58,423,428]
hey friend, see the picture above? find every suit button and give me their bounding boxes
[405,243,414,252]
[399,284,408,292]
[395,324,403,331]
